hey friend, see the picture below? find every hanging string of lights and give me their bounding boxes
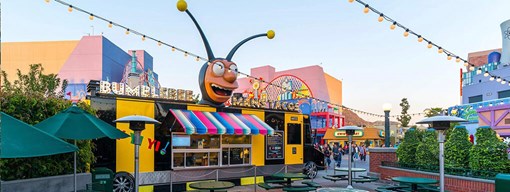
[44,0,425,119]
[349,0,510,86]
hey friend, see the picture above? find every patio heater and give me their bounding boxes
[416,116,466,192]
[338,125,363,189]
[114,115,160,192]
[382,103,392,147]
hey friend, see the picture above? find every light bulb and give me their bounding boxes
[463,62,469,67]
[378,16,384,22]
[403,30,409,37]
[502,80,507,85]
[469,66,475,71]
[125,29,130,35]
[172,47,176,52]
[108,22,113,28]
[418,36,423,42]
[484,71,489,77]
[476,68,482,75]
[158,41,162,46]
[490,76,495,81]
[497,77,502,82]
[89,14,94,20]
[348,0,354,2]
[142,36,146,41]
[438,48,443,54]
[363,6,369,14]
[447,55,452,60]
[45,0,50,3]
[68,6,73,12]
[456,57,461,63]
[427,42,432,49]
[390,22,396,30]
[184,52,188,57]
[196,57,200,61]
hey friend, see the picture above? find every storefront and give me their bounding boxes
[322,127,384,147]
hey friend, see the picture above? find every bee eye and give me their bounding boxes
[212,62,225,76]
[229,64,238,74]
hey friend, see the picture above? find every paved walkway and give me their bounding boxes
[226,155,389,192]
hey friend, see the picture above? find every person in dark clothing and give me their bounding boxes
[333,143,342,167]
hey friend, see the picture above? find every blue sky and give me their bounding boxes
[3,0,510,123]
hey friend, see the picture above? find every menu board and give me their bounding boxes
[266,131,284,160]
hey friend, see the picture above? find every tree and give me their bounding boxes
[424,107,445,117]
[397,98,411,127]
[0,64,95,180]
[416,129,439,170]
[469,127,509,174]
[396,128,423,165]
[445,126,472,169]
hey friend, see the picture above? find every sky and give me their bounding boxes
[3,0,510,124]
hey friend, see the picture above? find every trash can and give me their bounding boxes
[495,173,510,192]
[90,167,114,192]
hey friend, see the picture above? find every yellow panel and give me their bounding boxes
[116,98,155,173]
[241,109,265,166]
[187,104,216,112]
[139,186,153,192]
[284,113,303,165]
[186,180,214,190]
[1,41,79,82]
[241,176,264,185]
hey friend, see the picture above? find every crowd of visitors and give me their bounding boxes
[315,142,368,169]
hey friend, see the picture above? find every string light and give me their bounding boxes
[502,80,507,85]
[463,62,469,67]
[45,0,50,3]
[142,35,146,41]
[427,42,432,49]
[196,56,200,61]
[378,14,384,22]
[158,41,162,46]
[363,5,369,14]
[125,29,130,35]
[108,22,112,28]
[469,65,475,71]
[456,57,461,63]
[390,22,396,30]
[497,76,502,82]
[438,47,443,54]
[184,52,188,57]
[89,14,94,20]
[447,54,452,60]
[417,36,423,42]
[476,68,482,75]
[490,76,495,81]
[172,47,176,52]
[348,0,354,3]
[484,71,489,77]
[68,5,73,12]
[403,29,409,37]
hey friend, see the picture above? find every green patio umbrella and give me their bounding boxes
[0,112,78,158]
[35,104,129,192]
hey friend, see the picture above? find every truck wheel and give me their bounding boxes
[113,171,134,192]
[303,161,318,179]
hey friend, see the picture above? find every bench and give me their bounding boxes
[266,179,288,184]
[301,181,321,188]
[352,178,375,183]
[323,175,346,182]
[359,175,379,181]
[328,174,348,178]
[283,187,318,192]
[257,183,283,190]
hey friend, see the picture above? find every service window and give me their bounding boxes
[287,123,302,145]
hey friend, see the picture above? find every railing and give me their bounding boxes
[381,161,500,180]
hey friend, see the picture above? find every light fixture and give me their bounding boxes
[363,5,369,13]
[68,5,73,12]
[456,57,461,63]
[418,36,423,42]
[125,29,130,35]
[348,0,354,2]
[196,56,200,61]
[469,66,475,71]
[403,29,409,37]
[497,76,502,82]
[484,71,489,77]
[476,68,482,75]
[490,76,495,81]
[463,62,469,67]
[447,55,452,60]
[158,41,162,46]
[89,14,94,20]
[502,80,507,85]
[438,47,443,54]
[378,14,384,22]
[427,42,433,48]
[142,35,146,41]
[172,47,176,52]
[184,52,188,57]
[45,0,50,3]
[390,22,396,30]
[108,22,113,28]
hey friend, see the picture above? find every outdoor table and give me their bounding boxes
[272,172,309,186]
[391,177,438,192]
[317,187,369,192]
[189,181,235,192]
[334,167,366,178]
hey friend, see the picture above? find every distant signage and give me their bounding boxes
[99,81,194,101]
[334,130,363,138]
[379,130,385,138]
[230,97,299,112]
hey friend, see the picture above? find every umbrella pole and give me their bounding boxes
[74,140,77,192]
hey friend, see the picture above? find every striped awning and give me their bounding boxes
[169,109,274,135]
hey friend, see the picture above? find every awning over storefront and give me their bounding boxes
[169,109,274,135]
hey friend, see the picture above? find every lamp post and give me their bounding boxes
[383,103,392,147]
[338,125,363,189]
[114,115,160,192]
[416,115,466,192]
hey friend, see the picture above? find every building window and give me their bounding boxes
[221,135,251,166]
[468,95,483,103]
[498,90,510,99]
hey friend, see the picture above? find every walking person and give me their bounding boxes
[360,144,367,161]
[323,145,332,169]
[333,143,342,167]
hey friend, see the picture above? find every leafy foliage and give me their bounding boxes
[416,129,438,169]
[445,126,472,169]
[0,64,95,180]
[396,128,423,165]
[397,98,411,127]
[424,107,445,117]
[469,127,509,173]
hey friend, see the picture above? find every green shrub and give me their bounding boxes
[469,126,508,173]
[445,126,472,169]
[0,64,95,180]
[416,129,438,170]
[397,128,423,165]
